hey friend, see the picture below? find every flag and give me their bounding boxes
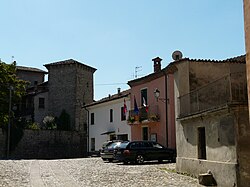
[134,95,139,114]
[123,99,127,115]
[143,97,148,113]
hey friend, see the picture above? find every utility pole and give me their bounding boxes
[7,86,13,159]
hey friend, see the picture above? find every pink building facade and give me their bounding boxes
[127,57,176,148]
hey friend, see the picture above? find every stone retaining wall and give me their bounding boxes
[0,130,87,159]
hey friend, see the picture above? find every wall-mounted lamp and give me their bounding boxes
[154,88,167,103]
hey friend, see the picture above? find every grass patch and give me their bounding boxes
[160,168,177,173]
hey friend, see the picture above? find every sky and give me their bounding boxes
[0,0,245,100]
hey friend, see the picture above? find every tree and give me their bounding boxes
[0,61,28,130]
[57,109,71,131]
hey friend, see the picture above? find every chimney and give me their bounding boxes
[152,57,162,73]
[117,88,121,95]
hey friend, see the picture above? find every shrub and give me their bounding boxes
[42,116,57,130]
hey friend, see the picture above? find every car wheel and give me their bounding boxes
[158,159,163,163]
[123,161,129,165]
[171,157,176,163]
[108,158,113,162]
[136,154,144,164]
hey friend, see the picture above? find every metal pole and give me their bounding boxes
[7,86,13,159]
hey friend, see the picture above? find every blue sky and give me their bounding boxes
[0,0,245,100]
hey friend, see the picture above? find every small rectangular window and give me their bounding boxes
[110,109,113,122]
[39,98,45,108]
[91,113,94,125]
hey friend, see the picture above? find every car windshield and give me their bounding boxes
[108,142,121,149]
[102,141,112,148]
[119,142,130,149]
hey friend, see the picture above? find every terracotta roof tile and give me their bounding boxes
[44,59,97,72]
[84,89,131,107]
[16,66,47,73]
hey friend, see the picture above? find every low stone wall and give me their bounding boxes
[0,130,6,158]
[176,157,237,187]
[8,130,86,159]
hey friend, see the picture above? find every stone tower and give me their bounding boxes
[44,59,96,131]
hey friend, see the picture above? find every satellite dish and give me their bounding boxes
[172,50,183,61]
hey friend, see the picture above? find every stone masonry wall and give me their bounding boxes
[0,130,6,158]
[48,64,77,130]
[242,1,250,186]
[245,0,250,112]
[8,130,86,159]
[47,62,94,132]
[75,63,95,131]
[235,107,250,187]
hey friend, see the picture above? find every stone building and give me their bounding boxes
[168,55,248,186]
[11,59,96,158]
[44,59,96,131]
[16,66,47,87]
[242,1,250,186]
[16,66,48,123]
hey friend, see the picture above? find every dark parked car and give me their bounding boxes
[100,140,126,162]
[114,141,176,164]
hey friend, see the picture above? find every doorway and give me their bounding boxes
[142,127,148,140]
[198,127,206,159]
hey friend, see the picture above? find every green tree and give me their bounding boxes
[0,61,28,130]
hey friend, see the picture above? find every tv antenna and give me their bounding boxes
[135,66,142,78]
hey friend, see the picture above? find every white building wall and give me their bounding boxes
[88,97,131,152]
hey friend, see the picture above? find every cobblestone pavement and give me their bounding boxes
[0,157,202,187]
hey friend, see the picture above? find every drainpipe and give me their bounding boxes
[83,106,89,156]
[164,72,169,148]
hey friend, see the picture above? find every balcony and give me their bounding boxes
[128,105,160,124]
[178,72,248,118]
[18,107,34,117]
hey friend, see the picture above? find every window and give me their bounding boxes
[198,127,206,159]
[91,138,95,151]
[117,134,128,141]
[110,109,113,122]
[90,113,94,125]
[38,98,45,108]
[121,107,126,121]
[141,88,147,106]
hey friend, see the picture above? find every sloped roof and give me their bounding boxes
[26,81,49,95]
[128,55,246,86]
[84,89,130,108]
[16,66,48,74]
[165,54,246,74]
[128,70,165,87]
[44,59,97,73]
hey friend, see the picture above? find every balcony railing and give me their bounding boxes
[128,105,160,124]
[178,72,248,118]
